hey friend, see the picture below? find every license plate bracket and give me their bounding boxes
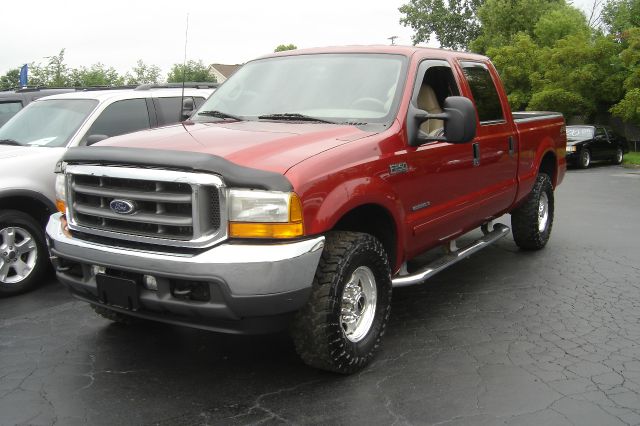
[96,274,140,310]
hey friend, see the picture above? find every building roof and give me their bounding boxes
[209,64,242,79]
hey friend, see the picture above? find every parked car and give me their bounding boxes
[48,46,566,373]
[0,87,77,127]
[0,84,215,295]
[566,125,629,168]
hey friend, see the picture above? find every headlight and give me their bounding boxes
[228,189,304,239]
[566,145,576,152]
[54,171,67,214]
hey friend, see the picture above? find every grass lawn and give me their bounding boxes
[623,151,640,166]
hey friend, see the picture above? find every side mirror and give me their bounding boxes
[410,96,477,146]
[85,134,109,146]
[181,98,195,120]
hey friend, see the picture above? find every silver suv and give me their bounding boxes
[0,85,215,295]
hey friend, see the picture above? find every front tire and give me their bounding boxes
[0,210,48,296]
[578,149,591,169]
[511,173,554,251]
[291,231,392,374]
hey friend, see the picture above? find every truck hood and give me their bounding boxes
[98,121,376,174]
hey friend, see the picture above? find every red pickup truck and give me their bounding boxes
[47,46,566,374]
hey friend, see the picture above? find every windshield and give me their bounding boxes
[567,126,594,141]
[0,99,97,147]
[192,53,408,125]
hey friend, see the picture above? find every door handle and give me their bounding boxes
[508,136,515,156]
[472,142,480,167]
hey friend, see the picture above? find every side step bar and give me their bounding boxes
[392,223,510,288]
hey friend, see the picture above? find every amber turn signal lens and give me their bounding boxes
[289,193,303,222]
[229,222,304,239]
[56,199,66,214]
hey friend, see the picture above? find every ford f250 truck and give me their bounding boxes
[46,46,566,374]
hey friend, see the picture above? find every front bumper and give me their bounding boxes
[46,213,324,334]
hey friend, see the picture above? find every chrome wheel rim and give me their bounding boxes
[538,192,549,233]
[0,227,38,284]
[616,149,623,163]
[341,266,377,343]
[582,150,590,167]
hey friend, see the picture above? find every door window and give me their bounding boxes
[460,62,504,124]
[155,96,188,125]
[0,101,23,127]
[86,99,150,140]
[412,60,460,136]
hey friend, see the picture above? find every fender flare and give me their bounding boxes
[0,189,56,215]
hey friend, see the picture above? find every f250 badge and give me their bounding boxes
[389,162,409,175]
[110,199,136,215]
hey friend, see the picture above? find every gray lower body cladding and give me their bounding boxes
[46,213,325,334]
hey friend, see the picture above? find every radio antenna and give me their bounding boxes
[180,13,189,121]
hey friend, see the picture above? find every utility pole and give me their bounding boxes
[388,36,398,46]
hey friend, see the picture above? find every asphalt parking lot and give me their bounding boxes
[1,164,640,426]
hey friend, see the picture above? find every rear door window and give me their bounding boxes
[460,62,504,124]
[86,98,151,140]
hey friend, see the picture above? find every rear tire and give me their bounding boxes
[613,148,624,165]
[0,210,48,296]
[291,231,392,374]
[578,149,591,169]
[511,173,554,251]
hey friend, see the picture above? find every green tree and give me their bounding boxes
[529,33,624,118]
[69,63,124,86]
[610,88,640,124]
[487,33,542,110]
[28,48,71,86]
[610,28,640,122]
[124,60,161,85]
[533,4,591,47]
[471,0,564,52]
[167,60,216,83]
[602,0,640,35]
[274,44,297,52]
[528,88,593,117]
[399,0,483,50]
[0,68,20,89]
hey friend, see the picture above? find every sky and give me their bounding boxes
[1,0,597,79]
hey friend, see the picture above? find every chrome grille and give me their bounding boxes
[65,165,226,248]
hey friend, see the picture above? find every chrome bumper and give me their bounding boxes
[46,213,324,331]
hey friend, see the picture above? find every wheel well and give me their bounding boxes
[0,196,53,227]
[333,204,397,267]
[539,152,557,186]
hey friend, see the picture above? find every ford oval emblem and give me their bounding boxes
[109,199,136,215]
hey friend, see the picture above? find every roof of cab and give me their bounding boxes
[261,45,489,62]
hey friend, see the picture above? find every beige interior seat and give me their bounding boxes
[417,84,444,135]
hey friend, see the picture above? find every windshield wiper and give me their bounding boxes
[258,113,336,124]
[0,139,23,146]
[197,110,244,121]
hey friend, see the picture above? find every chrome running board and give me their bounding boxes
[392,223,510,288]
